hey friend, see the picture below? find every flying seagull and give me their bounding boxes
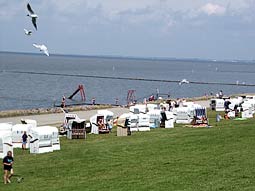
[33,43,49,56]
[24,29,32,35]
[27,3,38,30]
[179,79,190,85]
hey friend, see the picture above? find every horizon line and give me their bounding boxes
[1,50,255,63]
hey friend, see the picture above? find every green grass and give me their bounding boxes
[3,111,255,191]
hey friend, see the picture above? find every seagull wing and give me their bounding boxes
[32,17,37,30]
[33,43,41,49]
[24,29,32,35]
[33,44,49,56]
[41,45,49,56]
[41,45,47,50]
[44,49,50,56]
[27,3,34,14]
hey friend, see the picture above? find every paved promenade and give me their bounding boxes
[0,107,129,126]
[0,100,210,126]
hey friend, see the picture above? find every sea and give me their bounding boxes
[0,52,255,111]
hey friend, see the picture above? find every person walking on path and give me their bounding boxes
[3,151,14,184]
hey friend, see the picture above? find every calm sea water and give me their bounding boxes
[0,52,255,111]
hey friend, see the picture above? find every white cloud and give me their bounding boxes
[0,0,252,24]
[0,1,24,21]
[200,3,226,16]
[46,0,88,14]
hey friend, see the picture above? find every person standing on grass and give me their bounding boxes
[22,131,28,150]
[3,151,14,184]
[160,107,167,128]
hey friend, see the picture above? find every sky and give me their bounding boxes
[0,0,255,60]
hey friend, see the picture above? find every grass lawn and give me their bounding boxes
[3,111,255,191]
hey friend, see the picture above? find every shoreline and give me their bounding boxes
[0,104,118,118]
[0,95,211,118]
[0,93,254,119]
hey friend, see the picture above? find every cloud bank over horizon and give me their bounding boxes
[0,0,255,60]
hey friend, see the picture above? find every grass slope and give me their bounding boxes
[3,112,255,191]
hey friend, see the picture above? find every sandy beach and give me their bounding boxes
[0,100,210,126]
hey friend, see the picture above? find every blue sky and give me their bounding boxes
[0,0,255,60]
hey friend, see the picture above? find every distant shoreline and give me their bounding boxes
[1,51,255,64]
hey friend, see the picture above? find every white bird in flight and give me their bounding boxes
[27,3,38,30]
[33,44,49,56]
[24,29,32,35]
[179,79,190,85]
